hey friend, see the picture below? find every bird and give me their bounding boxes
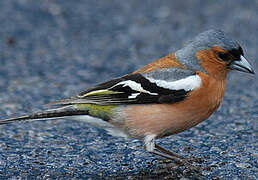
[0,29,255,169]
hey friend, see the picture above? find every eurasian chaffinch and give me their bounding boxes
[0,29,255,169]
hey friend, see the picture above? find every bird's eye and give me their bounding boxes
[218,52,231,61]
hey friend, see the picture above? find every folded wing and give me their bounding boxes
[50,68,202,106]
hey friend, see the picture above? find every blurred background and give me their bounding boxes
[0,0,257,179]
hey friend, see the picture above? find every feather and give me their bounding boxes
[0,105,89,125]
[48,72,199,106]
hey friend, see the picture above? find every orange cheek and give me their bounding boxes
[196,48,229,80]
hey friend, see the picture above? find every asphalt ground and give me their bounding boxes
[0,0,257,179]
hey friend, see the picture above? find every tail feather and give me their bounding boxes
[0,105,89,125]
[46,98,78,106]
[47,98,105,106]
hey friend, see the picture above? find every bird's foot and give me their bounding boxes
[156,155,203,173]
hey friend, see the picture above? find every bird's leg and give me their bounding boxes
[151,149,182,165]
[144,135,200,172]
[144,136,182,165]
[155,144,204,164]
[155,144,185,160]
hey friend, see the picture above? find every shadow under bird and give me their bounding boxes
[0,29,255,170]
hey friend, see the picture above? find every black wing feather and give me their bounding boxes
[74,73,190,105]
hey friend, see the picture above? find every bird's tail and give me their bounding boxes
[0,105,89,125]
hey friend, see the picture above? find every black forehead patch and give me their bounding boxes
[228,46,244,59]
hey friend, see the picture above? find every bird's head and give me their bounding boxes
[176,29,255,79]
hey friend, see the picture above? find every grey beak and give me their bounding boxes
[229,55,255,74]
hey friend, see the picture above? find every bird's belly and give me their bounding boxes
[114,91,222,138]
[116,103,215,138]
